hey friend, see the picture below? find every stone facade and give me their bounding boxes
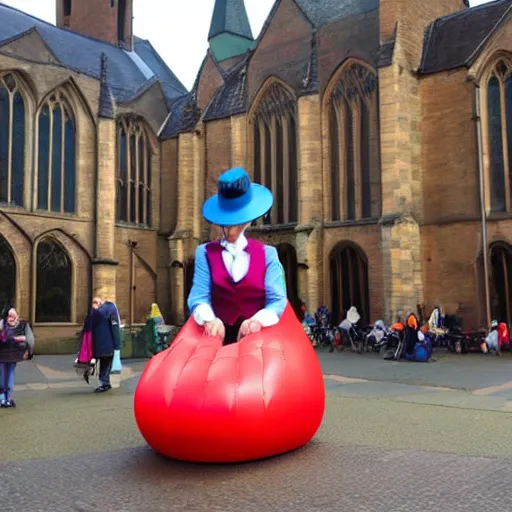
[2,0,512,351]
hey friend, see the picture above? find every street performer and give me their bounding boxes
[187,167,287,345]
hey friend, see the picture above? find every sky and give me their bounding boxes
[1,0,494,91]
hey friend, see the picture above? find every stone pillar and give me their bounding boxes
[231,114,247,168]
[297,94,323,223]
[378,49,424,321]
[92,116,118,302]
[296,224,323,313]
[168,128,205,324]
[380,214,423,324]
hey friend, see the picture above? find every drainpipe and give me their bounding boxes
[475,84,491,327]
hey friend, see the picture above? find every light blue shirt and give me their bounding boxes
[187,242,287,321]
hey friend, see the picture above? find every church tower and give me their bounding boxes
[208,0,255,62]
[56,0,134,51]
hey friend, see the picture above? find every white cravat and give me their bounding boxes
[220,234,249,283]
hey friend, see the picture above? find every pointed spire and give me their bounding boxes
[99,53,115,119]
[208,0,255,62]
[208,0,253,41]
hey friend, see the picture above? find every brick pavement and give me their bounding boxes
[1,442,510,512]
[3,352,512,511]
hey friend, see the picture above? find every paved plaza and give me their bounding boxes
[2,350,512,511]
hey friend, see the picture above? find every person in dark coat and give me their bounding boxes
[91,297,121,393]
[0,308,35,407]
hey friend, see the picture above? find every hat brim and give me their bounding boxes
[202,184,273,226]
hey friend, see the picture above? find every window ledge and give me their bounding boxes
[30,210,85,222]
[325,217,380,229]
[487,211,512,221]
[247,222,298,233]
[115,222,156,232]
[0,202,26,212]
[33,323,81,327]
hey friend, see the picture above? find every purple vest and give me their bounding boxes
[205,239,266,326]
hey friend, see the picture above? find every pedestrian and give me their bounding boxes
[91,297,121,393]
[0,308,35,408]
[187,167,287,345]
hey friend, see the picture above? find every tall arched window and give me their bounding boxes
[327,62,379,221]
[0,236,16,309]
[330,243,369,325]
[36,238,72,323]
[116,117,152,226]
[251,82,298,226]
[37,93,76,214]
[486,60,512,213]
[0,73,25,207]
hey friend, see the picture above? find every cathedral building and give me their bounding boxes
[0,0,512,347]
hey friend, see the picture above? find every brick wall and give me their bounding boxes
[380,0,465,67]
[56,0,133,49]
[197,54,224,111]
[248,0,312,102]
[160,138,179,235]
[420,69,479,225]
[317,10,380,93]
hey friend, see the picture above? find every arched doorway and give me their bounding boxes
[0,236,16,310]
[36,238,72,322]
[489,242,512,324]
[276,243,300,317]
[329,243,369,325]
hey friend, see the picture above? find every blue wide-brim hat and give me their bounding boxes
[202,168,273,226]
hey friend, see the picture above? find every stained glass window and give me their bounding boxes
[37,94,76,214]
[116,117,152,226]
[0,73,25,207]
[251,82,298,226]
[0,236,16,310]
[328,62,378,221]
[488,75,505,212]
[35,239,72,323]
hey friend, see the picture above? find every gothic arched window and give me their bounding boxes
[36,239,72,323]
[0,236,16,309]
[0,73,25,207]
[489,242,512,325]
[116,117,152,226]
[251,82,298,226]
[486,60,512,213]
[329,242,370,325]
[37,93,76,214]
[327,62,379,221]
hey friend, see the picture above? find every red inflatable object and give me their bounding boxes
[134,303,325,463]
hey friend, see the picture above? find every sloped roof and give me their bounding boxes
[294,0,379,28]
[208,0,254,41]
[160,93,200,139]
[419,0,512,74]
[203,53,251,121]
[0,2,187,104]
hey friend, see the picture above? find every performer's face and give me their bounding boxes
[221,224,248,243]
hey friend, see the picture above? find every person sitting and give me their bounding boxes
[187,168,287,345]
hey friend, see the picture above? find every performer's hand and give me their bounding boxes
[204,319,225,340]
[238,319,263,341]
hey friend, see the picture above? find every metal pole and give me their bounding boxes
[475,85,491,327]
